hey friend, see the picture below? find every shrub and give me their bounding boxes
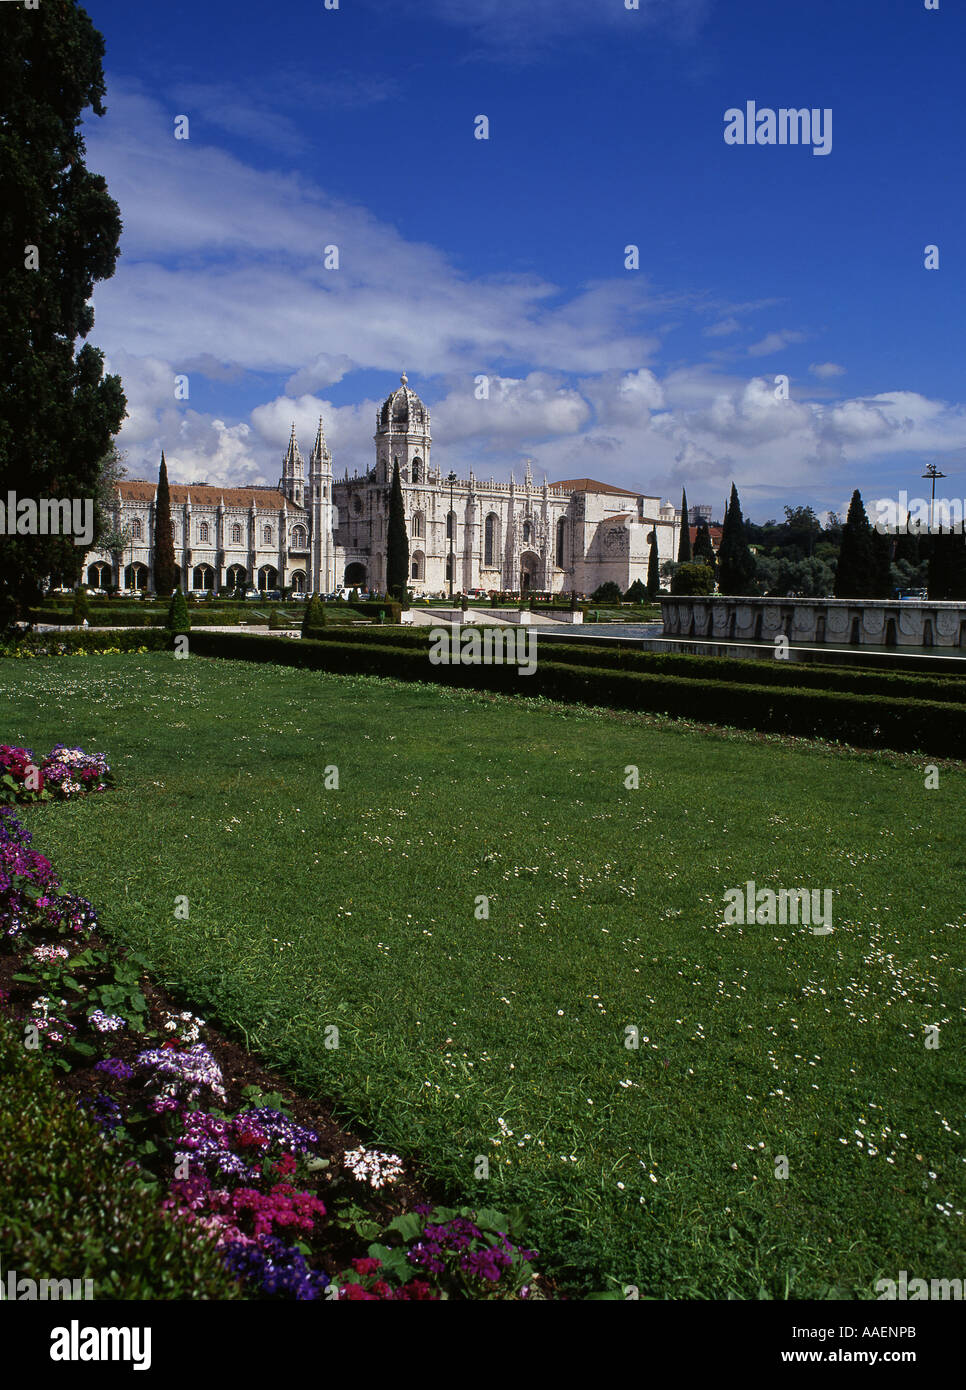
[71,586,91,625]
[302,594,325,636]
[670,563,715,596]
[168,590,191,635]
[590,582,623,604]
[624,580,648,603]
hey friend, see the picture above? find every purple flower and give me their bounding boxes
[95,1058,134,1082]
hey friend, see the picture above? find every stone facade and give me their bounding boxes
[662,596,966,648]
[83,375,691,597]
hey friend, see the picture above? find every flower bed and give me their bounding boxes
[0,802,546,1300]
[1,743,114,803]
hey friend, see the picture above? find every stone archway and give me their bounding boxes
[344,561,367,588]
[520,550,540,594]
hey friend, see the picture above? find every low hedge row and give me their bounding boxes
[185,631,966,757]
[0,1015,239,1299]
[2,630,171,655]
[279,624,966,705]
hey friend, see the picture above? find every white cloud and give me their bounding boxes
[810,361,846,378]
[747,330,807,357]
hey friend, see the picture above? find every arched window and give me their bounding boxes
[446,511,456,542]
[556,517,567,567]
[523,520,532,544]
[445,554,454,581]
[199,521,210,543]
[231,523,242,544]
[295,460,302,476]
[411,551,425,581]
[412,459,422,483]
[411,511,424,538]
[291,525,307,549]
[263,524,273,545]
[131,518,143,540]
[171,520,177,539]
[484,513,499,567]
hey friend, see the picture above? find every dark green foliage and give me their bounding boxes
[670,563,715,596]
[0,0,126,627]
[460,592,468,611]
[1,629,170,655]
[167,589,190,635]
[646,531,660,599]
[0,1016,239,1300]
[624,579,648,603]
[834,490,877,599]
[153,452,176,596]
[302,592,325,635]
[871,527,894,599]
[693,524,715,571]
[677,488,692,563]
[590,581,623,604]
[71,585,91,624]
[386,460,409,601]
[717,485,757,596]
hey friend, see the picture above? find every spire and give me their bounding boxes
[524,458,533,489]
[283,422,303,473]
[310,416,331,468]
[400,371,408,387]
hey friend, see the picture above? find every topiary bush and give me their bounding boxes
[301,593,325,636]
[168,590,191,635]
[624,579,648,603]
[71,586,91,625]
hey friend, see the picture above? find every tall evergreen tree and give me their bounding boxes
[717,484,757,595]
[871,527,894,599]
[646,530,660,599]
[927,525,955,600]
[153,452,176,596]
[385,459,409,600]
[693,522,715,572]
[0,1,126,628]
[677,488,692,563]
[834,490,876,598]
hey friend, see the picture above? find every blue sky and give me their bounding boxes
[81,0,965,520]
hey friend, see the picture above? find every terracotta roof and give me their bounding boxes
[551,478,639,497]
[689,524,723,546]
[117,481,304,511]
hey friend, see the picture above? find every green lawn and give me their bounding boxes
[4,653,965,1296]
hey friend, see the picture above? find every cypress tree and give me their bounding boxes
[834,490,876,599]
[927,526,955,600]
[693,523,715,572]
[386,460,409,601]
[894,514,920,568]
[871,527,894,599]
[153,453,176,596]
[718,484,757,596]
[646,530,660,599]
[677,488,692,563]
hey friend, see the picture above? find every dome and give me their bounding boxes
[379,373,429,431]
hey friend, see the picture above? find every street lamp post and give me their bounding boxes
[922,462,946,534]
[447,471,457,599]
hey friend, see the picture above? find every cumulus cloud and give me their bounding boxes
[810,361,846,378]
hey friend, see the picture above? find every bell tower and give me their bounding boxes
[374,372,432,484]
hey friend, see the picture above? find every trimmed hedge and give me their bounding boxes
[185,631,966,757]
[0,1015,239,1299]
[1,630,171,655]
[248,624,966,704]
